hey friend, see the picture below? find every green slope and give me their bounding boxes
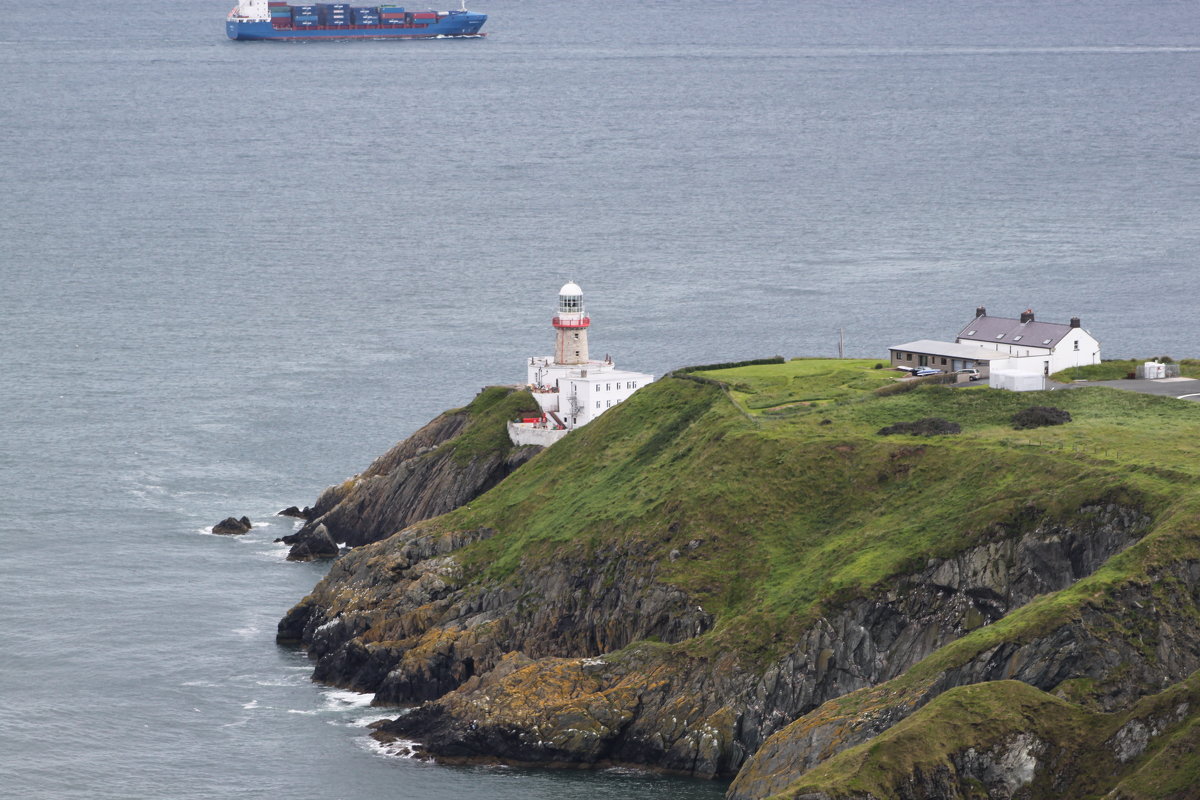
[439,361,1200,656]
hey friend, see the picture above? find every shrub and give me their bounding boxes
[878,418,962,436]
[673,357,785,375]
[1011,406,1072,430]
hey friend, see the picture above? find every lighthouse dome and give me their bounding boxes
[558,282,584,315]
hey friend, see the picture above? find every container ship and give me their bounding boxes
[226,0,486,41]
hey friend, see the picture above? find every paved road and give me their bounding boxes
[1058,377,1200,401]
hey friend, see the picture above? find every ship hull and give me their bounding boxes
[226,13,486,41]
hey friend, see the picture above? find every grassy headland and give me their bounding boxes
[307,358,1200,793]
[432,359,1200,662]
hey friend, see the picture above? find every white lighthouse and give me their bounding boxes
[509,282,655,447]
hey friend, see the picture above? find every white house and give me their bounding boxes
[955,307,1101,377]
[508,282,654,447]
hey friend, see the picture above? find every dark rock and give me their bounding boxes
[212,516,252,535]
[277,506,310,520]
[285,523,339,562]
[878,417,962,436]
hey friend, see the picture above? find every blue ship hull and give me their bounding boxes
[227,10,486,41]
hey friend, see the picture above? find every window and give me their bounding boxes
[905,353,912,361]
[1042,339,1052,345]
[630,381,637,388]
[966,330,976,336]
[575,350,580,357]
[995,333,1005,339]
[1013,335,1023,342]
[1074,340,1080,351]
[940,358,947,365]
[606,384,610,391]
[596,401,601,408]
[616,382,622,389]
[606,400,611,408]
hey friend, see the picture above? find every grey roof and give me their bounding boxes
[956,315,1070,349]
[889,340,1010,361]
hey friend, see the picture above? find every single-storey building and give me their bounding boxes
[888,339,1009,376]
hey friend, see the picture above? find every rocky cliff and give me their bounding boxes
[277,360,1200,798]
[280,386,542,559]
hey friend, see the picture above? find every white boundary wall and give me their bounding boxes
[507,421,568,448]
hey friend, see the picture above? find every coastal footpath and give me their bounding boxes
[277,359,1200,799]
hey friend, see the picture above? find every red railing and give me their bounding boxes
[552,316,590,329]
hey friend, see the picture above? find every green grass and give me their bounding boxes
[694,358,897,413]
[444,385,543,466]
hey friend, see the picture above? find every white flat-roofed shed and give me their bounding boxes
[889,340,1011,376]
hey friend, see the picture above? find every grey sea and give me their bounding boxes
[2,0,1199,797]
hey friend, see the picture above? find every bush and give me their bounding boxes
[878,418,962,436]
[673,357,786,375]
[1011,406,1072,430]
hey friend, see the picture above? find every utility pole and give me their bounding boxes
[837,328,845,359]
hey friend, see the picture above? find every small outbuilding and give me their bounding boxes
[888,339,1008,377]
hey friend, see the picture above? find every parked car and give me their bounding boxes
[956,368,981,381]
[913,367,942,376]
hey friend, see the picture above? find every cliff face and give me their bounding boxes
[729,557,1200,799]
[282,386,542,558]
[360,501,1149,778]
[277,362,1200,798]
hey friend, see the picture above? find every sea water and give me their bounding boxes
[2,0,1198,797]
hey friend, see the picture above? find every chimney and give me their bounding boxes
[1019,308,1035,323]
[975,306,986,318]
[1070,317,1081,328]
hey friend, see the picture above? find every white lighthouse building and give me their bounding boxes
[508,282,654,447]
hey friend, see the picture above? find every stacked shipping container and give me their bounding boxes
[261,4,455,30]
[379,4,405,25]
[292,4,318,27]
[353,6,381,24]
[268,0,292,27]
